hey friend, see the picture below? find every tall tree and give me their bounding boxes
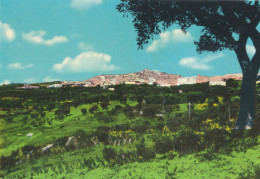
[117,0,260,129]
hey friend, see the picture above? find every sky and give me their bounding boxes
[0,0,258,84]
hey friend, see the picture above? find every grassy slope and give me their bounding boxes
[5,136,260,178]
[1,100,140,156]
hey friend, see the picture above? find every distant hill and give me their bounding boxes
[61,68,244,87]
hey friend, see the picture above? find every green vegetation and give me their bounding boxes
[0,82,259,178]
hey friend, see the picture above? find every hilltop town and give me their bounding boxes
[62,68,244,88]
[13,68,260,89]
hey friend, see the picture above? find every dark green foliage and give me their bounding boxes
[5,115,14,123]
[114,124,130,131]
[136,144,155,161]
[123,105,135,118]
[30,112,39,119]
[107,108,118,116]
[40,112,46,118]
[114,105,122,110]
[142,105,159,118]
[0,155,16,170]
[22,115,29,123]
[102,147,117,162]
[156,122,164,131]
[166,117,183,131]
[100,101,108,109]
[54,136,68,147]
[97,132,109,145]
[81,108,87,116]
[226,79,239,88]
[133,124,148,133]
[174,130,201,154]
[55,106,70,116]
[165,105,173,113]
[21,145,37,154]
[154,136,174,154]
[203,129,229,151]
[89,104,98,113]
[94,112,113,123]
[47,103,55,111]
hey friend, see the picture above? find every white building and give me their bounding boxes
[209,81,226,86]
[48,84,62,88]
[177,77,197,85]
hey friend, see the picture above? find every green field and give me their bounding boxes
[0,82,260,178]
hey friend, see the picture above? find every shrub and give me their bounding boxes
[54,136,68,147]
[123,105,135,118]
[173,130,201,154]
[94,112,114,123]
[133,124,148,133]
[30,112,39,119]
[47,103,55,111]
[81,108,87,116]
[142,105,158,118]
[115,105,122,110]
[89,104,98,113]
[136,144,155,161]
[203,129,229,151]
[165,105,173,113]
[102,147,117,162]
[107,108,117,116]
[154,136,174,154]
[114,124,131,131]
[98,132,109,145]
[100,101,108,109]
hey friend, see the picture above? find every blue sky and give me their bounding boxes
[0,0,258,84]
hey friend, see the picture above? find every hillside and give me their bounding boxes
[0,82,259,178]
[81,68,181,87]
[61,68,244,87]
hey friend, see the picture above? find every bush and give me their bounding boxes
[102,147,117,162]
[115,105,122,110]
[203,129,229,151]
[54,136,68,147]
[114,124,131,131]
[107,108,117,116]
[89,104,98,113]
[136,144,155,161]
[30,112,39,119]
[165,105,173,113]
[94,112,114,123]
[154,136,174,154]
[81,108,87,116]
[123,105,135,118]
[97,132,109,144]
[142,105,158,118]
[133,124,148,133]
[166,117,183,131]
[47,103,55,111]
[173,130,201,154]
[100,101,108,109]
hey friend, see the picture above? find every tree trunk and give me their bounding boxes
[236,69,258,129]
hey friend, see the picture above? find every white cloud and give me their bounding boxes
[53,51,119,73]
[0,21,15,42]
[146,29,193,52]
[8,63,34,70]
[0,80,11,85]
[78,42,93,51]
[70,0,103,10]
[179,53,224,70]
[22,31,68,46]
[246,45,256,55]
[43,76,60,82]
